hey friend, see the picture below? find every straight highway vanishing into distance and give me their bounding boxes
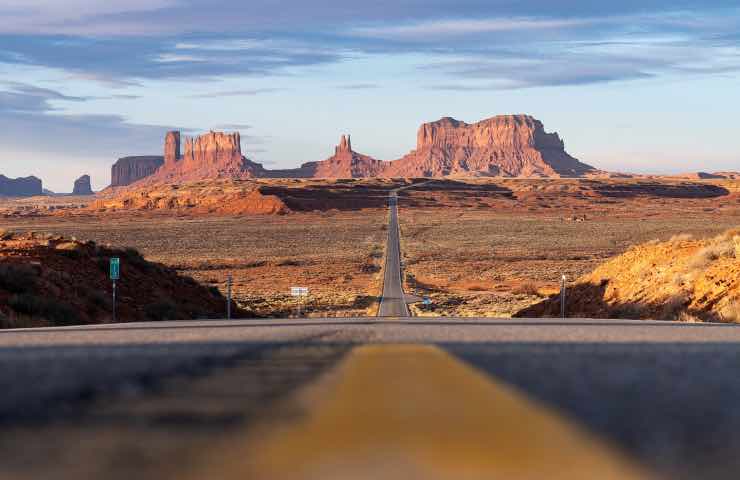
[3,186,740,479]
[378,190,410,317]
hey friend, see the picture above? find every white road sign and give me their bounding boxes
[291,287,309,297]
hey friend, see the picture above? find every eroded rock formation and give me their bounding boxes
[384,115,593,177]
[0,175,42,197]
[304,134,389,178]
[111,156,164,187]
[144,131,265,184]
[72,175,93,195]
[109,114,595,185]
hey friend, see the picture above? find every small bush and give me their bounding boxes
[8,294,80,326]
[669,233,693,243]
[145,299,179,321]
[721,299,740,323]
[512,283,540,296]
[86,290,112,311]
[660,293,690,320]
[611,303,646,320]
[0,263,39,294]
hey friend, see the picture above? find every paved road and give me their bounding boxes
[4,318,740,479]
[377,191,410,317]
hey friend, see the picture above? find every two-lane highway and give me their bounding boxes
[5,319,740,479]
[377,190,410,317]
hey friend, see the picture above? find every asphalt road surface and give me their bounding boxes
[3,185,739,479]
[4,318,740,479]
[377,191,410,317]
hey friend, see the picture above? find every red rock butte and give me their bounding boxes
[110,114,597,187]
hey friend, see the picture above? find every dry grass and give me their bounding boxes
[398,181,740,317]
[0,210,387,318]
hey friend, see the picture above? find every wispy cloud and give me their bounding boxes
[349,17,594,39]
[335,83,381,90]
[187,88,284,98]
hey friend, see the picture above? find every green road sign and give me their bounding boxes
[110,257,120,280]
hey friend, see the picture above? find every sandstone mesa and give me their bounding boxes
[110,114,597,187]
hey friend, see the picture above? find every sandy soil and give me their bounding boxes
[0,210,388,318]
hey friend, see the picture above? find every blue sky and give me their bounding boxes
[1,0,739,191]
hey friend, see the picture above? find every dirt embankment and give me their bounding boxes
[0,231,237,328]
[516,229,740,322]
[91,180,289,215]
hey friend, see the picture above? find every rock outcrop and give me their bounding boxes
[109,115,595,184]
[164,131,181,167]
[110,156,164,187]
[92,180,288,215]
[143,131,265,184]
[0,175,42,197]
[299,135,390,179]
[384,115,593,177]
[72,175,93,195]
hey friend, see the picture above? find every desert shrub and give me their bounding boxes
[669,233,693,243]
[277,259,304,267]
[512,283,540,296]
[96,257,109,274]
[660,293,690,320]
[610,303,646,320]
[676,311,702,323]
[721,299,740,323]
[208,286,222,297]
[8,294,80,326]
[360,263,381,273]
[244,260,267,268]
[0,263,39,294]
[86,289,112,311]
[55,242,83,259]
[145,299,179,321]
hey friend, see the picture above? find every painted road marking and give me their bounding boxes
[199,345,653,479]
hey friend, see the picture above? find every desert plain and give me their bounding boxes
[1,177,738,320]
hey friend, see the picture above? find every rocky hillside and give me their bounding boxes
[0,232,237,328]
[516,230,740,322]
[92,180,289,215]
[0,175,43,197]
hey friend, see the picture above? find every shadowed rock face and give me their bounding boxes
[0,175,42,197]
[110,156,164,187]
[72,175,93,195]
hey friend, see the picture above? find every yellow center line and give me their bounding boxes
[201,345,654,480]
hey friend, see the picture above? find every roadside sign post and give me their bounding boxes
[227,274,233,320]
[291,287,309,317]
[110,258,120,322]
[560,275,567,319]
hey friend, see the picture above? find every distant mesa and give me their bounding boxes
[0,174,43,197]
[109,114,596,187]
[72,174,94,195]
[111,156,164,187]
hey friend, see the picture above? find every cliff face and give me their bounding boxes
[110,156,164,187]
[306,135,390,178]
[385,115,593,177]
[0,175,43,197]
[145,131,265,183]
[72,175,93,195]
[108,114,594,185]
